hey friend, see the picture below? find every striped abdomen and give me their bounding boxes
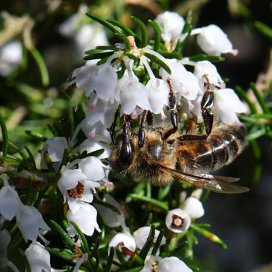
[176,124,247,174]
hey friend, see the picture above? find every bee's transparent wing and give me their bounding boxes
[161,166,249,194]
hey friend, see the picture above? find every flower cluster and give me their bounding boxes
[1,10,248,271]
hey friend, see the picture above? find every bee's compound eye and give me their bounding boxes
[117,141,134,169]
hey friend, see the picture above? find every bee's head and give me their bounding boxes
[109,135,135,172]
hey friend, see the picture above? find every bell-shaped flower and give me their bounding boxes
[146,78,169,115]
[86,98,118,128]
[0,174,22,220]
[214,88,247,124]
[95,194,126,228]
[40,137,68,170]
[155,12,185,50]
[109,232,136,260]
[75,24,109,56]
[25,242,51,272]
[67,201,100,236]
[158,257,192,272]
[57,168,99,211]
[183,197,204,219]
[81,120,111,143]
[160,60,200,102]
[16,205,50,241]
[0,41,23,76]
[194,24,238,56]
[78,156,109,182]
[194,60,224,88]
[79,139,111,159]
[118,75,151,115]
[74,62,118,101]
[133,226,166,254]
[165,208,191,234]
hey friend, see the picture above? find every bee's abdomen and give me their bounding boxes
[177,124,247,174]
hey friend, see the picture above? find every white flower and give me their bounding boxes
[86,99,118,128]
[75,24,109,55]
[74,62,118,101]
[165,208,191,233]
[95,194,126,228]
[194,24,238,56]
[40,137,68,170]
[155,12,185,50]
[57,168,99,211]
[183,197,204,219]
[67,202,100,236]
[79,139,111,159]
[81,120,111,143]
[133,226,166,253]
[16,205,50,241]
[78,156,108,181]
[214,88,247,124]
[118,75,151,115]
[109,233,136,259]
[158,256,192,272]
[160,60,200,102]
[0,174,22,220]
[194,60,224,87]
[146,78,169,115]
[0,41,23,76]
[25,242,51,272]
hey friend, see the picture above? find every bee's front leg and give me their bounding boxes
[163,79,179,140]
[115,115,134,169]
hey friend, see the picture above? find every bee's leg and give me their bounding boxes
[115,115,134,169]
[201,89,214,136]
[108,108,120,144]
[163,79,178,140]
[138,110,147,147]
[177,89,214,141]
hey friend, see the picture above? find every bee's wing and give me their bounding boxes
[160,166,249,194]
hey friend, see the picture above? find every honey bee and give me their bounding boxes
[110,82,249,193]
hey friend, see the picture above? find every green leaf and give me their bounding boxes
[29,47,49,86]
[50,220,75,249]
[131,16,148,48]
[113,33,131,50]
[127,193,168,211]
[151,230,164,256]
[139,226,155,260]
[107,19,136,36]
[84,51,115,61]
[190,223,227,249]
[235,86,257,114]
[189,54,225,62]
[24,146,36,169]
[254,21,272,39]
[105,247,114,272]
[144,52,171,74]
[0,115,8,161]
[247,127,266,141]
[250,83,270,114]
[148,20,161,51]
[252,113,272,119]
[86,13,122,34]
[182,9,193,34]
[46,247,73,261]
[70,221,90,255]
